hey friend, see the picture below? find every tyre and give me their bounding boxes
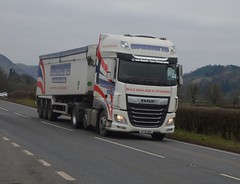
[38,99,44,118]
[98,110,109,136]
[71,106,84,129]
[47,101,57,121]
[42,100,48,120]
[151,133,165,141]
[82,113,90,130]
[38,99,43,118]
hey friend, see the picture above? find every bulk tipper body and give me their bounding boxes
[36,33,183,140]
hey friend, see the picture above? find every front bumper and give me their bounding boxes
[106,109,175,134]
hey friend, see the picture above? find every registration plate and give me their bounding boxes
[139,130,153,134]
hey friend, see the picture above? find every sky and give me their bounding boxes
[0,0,240,73]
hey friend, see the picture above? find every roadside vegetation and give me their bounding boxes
[169,104,240,154]
[0,67,36,107]
[168,129,240,154]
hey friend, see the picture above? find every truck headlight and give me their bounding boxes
[166,118,175,126]
[114,114,127,124]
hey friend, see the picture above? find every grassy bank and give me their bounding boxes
[167,129,240,154]
[7,98,37,108]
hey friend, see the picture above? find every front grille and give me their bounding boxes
[127,103,167,128]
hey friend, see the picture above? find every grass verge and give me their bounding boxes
[167,129,240,154]
[7,98,37,108]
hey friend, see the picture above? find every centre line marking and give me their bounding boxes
[56,171,76,181]
[14,112,31,119]
[38,159,52,167]
[11,142,20,147]
[23,150,34,156]
[220,173,240,181]
[41,121,73,132]
[2,137,10,141]
[95,137,165,159]
[0,107,8,111]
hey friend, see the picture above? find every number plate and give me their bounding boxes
[139,130,153,134]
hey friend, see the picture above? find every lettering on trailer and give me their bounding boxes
[50,63,71,77]
[52,77,67,83]
[50,63,71,83]
[131,44,169,52]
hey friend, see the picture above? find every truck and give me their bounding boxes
[36,33,183,140]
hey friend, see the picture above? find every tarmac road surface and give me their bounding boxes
[0,100,240,184]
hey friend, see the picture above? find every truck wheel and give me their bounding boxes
[151,133,165,141]
[47,101,57,121]
[71,106,84,129]
[42,100,48,120]
[38,99,43,118]
[83,113,90,130]
[98,110,109,136]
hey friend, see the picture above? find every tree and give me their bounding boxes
[232,90,240,105]
[190,83,199,104]
[208,83,223,105]
[0,67,7,91]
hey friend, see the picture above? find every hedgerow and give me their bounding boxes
[176,105,240,141]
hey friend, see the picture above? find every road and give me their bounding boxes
[0,100,240,184]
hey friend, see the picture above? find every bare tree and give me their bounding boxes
[232,90,240,105]
[190,83,199,104]
[0,68,7,91]
[208,83,223,105]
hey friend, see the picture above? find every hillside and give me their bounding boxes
[184,65,240,93]
[0,54,37,79]
[0,54,24,75]
[16,63,38,79]
[181,65,240,104]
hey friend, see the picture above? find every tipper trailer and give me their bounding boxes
[36,33,183,140]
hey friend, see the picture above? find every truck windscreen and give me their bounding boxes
[118,59,177,86]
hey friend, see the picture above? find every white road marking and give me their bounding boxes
[11,142,20,147]
[220,173,240,181]
[2,137,10,141]
[41,121,73,132]
[95,137,165,159]
[38,159,52,167]
[22,150,34,156]
[14,112,31,119]
[0,107,8,111]
[166,138,240,157]
[56,171,76,181]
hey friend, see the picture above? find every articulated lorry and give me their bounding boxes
[36,33,183,140]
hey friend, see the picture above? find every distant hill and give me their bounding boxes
[0,54,25,75]
[0,54,37,79]
[184,65,240,93]
[16,63,38,80]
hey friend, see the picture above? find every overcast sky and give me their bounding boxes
[0,0,240,73]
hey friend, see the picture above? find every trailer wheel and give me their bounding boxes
[38,99,43,118]
[151,133,165,141]
[42,100,48,120]
[47,101,57,121]
[71,106,84,129]
[98,110,109,136]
